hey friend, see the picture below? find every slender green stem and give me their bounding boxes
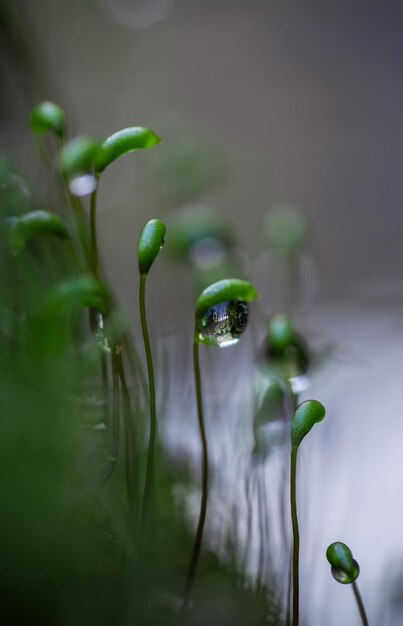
[352,581,369,626]
[290,445,299,626]
[101,350,120,485]
[184,339,209,608]
[140,273,157,525]
[69,192,92,268]
[65,239,84,272]
[116,345,137,521]
[89,182,99,277]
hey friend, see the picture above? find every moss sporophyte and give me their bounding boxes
[327,542,369,626]
[290,399,326,626]
[184,279,258,608]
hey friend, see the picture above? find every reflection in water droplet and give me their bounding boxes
[190,237,227,269]
[69,173,97,197]
[198,300,248,347]
[331,560,360,584]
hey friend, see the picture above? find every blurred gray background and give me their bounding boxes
[2,0,403,307]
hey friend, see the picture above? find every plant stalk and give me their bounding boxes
[101,350,120,485]
[140,273,157,525]
[116,346,137,521]
[89,182,99,277]
[184,339,209,608]
[352,581,369,626]
[290,445,299,626]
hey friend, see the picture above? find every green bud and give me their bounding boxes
[96,127,162,173]
[265,204,308,251]
[326,542,360,584]
[47,275,110,317]
[6,210,69,254]
[30,101,66,139]
[137,219,166,275]
[60,136,104,179]
[291,399,325,448]
[268,314,295,350]
[195,279,258,322]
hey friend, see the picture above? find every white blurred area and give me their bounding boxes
[100,0,175,29]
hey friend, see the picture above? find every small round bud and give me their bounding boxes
[326,542,360,584]
[137,219,166,275]
[60,136,104,180]
[291,399,326,448]
[30,101,66,139]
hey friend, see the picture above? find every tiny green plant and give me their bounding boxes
[290,399,326,626]
[137,218,167,525]
[184,278,258,608]
[264,313,309,396]
[35,103,163,518]
[30,101,66,141]
[6,210,70,255]
[326,542,369,626]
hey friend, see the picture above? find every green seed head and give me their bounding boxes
[137,219,167,275]
[326,542,360,584]
[196,279,258,321]
[265,203,308,251]
[6,210,69,254]
[291,399,326,448]
[60,136,104,180]
[96,127,162,173]
[30,101,66,139]
[47,275,110,317]
[268,314,295,350]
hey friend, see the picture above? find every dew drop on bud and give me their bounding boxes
[331,560,360,584]
[198,300,249,347]
[69,173,98,197]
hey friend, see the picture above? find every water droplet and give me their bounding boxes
[331,560,360,584]
[198,300,248,347]
[69,173,97,197]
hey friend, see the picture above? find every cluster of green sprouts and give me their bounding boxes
[6,101,371,625]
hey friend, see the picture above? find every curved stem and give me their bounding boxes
[140,273,157,525]
[89,182,99,277]
[352,581,369,626]
[290,445,300,626]
[184,339,209,608]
